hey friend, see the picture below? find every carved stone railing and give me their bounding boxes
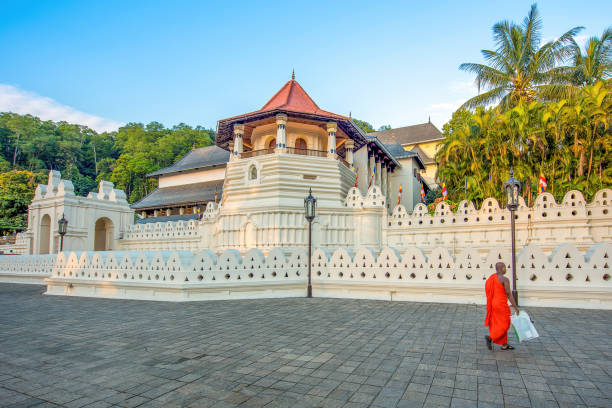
[1,243,610,308]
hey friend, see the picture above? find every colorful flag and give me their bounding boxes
[214,187,218,203]
[397,185,402,205]
[354,168,358,188]
[538,173,547,193]
[441,178,448,200]
[420,183,426,202]
[196,204,202,221]
[368,166,376,188]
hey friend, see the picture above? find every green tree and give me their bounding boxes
[459,4,583,109]
[0,170,46,233]
[352,119,376,133]
[567,27,612,86]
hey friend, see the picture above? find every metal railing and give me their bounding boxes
[239,147,351,168]
[240,148,275,158]
[285,147,328,158]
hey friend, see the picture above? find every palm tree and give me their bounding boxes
[459,4,583,110]
[567,27,612,86]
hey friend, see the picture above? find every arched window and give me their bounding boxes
[267,138,276,149]
[249,165,258,180]
[295,138,307,152]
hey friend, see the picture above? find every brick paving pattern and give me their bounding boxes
[0,283,611,408]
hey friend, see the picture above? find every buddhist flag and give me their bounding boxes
[354,168,358,188]
[214,187,218,203]
[368,166,376,188]
[538,173,547,193]
[196,204,202,221]
[420,183,426,202]
[397,185,402,205]
[442,178,448,200]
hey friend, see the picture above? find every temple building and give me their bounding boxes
[131,145,228,222]
[131,74,430,222]
[371,121,444,188]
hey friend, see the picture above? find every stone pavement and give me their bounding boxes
[0,284,610,408]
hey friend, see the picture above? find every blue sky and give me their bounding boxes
[1,0,610,132]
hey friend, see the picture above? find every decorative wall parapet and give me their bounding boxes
[2,242,610,308]
[344,186,386,209]
[385,188,612,254]
[0,254,56,283]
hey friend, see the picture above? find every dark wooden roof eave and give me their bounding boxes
[216,109,368,151]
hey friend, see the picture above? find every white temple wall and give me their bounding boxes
[112,187,612,259]
[158,167,226,188]
[2,243,610,309]
[14,171,134,255]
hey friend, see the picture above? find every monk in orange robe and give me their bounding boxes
[484,262,520,350]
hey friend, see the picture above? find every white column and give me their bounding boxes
[233,124,244,158]
[346,140,354,168]
[375,155,382,187]
[385,164,391,206]
[276,114,287,152]
[382,161,387,198]
[327,122,337,159]
[368,151,375,188]
[228,141,235,161]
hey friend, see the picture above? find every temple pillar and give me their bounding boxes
[368,150,375,188]
[345,140,354,168]
[233,124,244,158]
[276,114,287,152]
[385,163,391,206]
[228,141,235,161]
[327,122,337,159]
[375,154,382,187]
[381,160,387,199]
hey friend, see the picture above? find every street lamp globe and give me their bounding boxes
[304,188,316,222]
[504,169,521,211]
[58,214,68,236]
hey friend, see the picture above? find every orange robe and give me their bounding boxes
[484,273,511,345]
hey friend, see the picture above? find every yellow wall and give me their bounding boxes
[403,140,441,159]
[403,140,442,186]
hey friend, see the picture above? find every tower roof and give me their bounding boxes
[216,76,361,150]
[257,79,342,118]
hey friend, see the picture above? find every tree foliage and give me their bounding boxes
[0,170,46,233]
[460,4,584,109]
[352,119,376,133]
[436,82,611,206]
[0,113,214,231]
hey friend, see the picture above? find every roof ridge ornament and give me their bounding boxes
[292,69,295,80]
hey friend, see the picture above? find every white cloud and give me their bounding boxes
[449,80,478,94]
[0,84,123,132]
[425,80,480,129]
[426,99,467,129]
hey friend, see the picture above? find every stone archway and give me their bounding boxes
[94,217,114,251]
[39,214,51,254]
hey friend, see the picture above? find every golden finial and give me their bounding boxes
[291,69,295,80]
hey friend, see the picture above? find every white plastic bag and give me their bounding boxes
[511,310,539,342]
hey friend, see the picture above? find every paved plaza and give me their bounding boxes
[0,284,610,408]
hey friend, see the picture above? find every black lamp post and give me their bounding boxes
[304,188,317,298]
[58,213,68,252]
[503,169,521,305]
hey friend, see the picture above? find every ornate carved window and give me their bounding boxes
[248,165,258,180]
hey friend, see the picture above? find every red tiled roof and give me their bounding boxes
[216,77,364,150]
[257,79,344,119]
